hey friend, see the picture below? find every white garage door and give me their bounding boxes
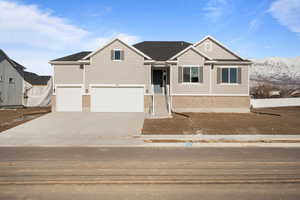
[56,86,82,112]
[91,86,144,112]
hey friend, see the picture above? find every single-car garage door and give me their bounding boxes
[91,85,144,112]
[56,86,82,112]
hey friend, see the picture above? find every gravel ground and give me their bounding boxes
[142,107,300,135]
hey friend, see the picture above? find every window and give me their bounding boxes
[0,76,3,82]
[221,68,238,84]
[9,78,15,84]
[112,49,123,61]
[182,67,200,83]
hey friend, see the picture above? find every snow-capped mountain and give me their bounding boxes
[251,57,300,85]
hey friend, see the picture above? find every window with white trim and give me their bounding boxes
[183,67,200,83]
[221,68,238,84]
[112,49,123,61]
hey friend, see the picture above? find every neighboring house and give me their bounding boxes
[23,72,52,107]
[0,49,52,107]
[24,71,51,96]
[49,36,252,114]
[0,49,25,107]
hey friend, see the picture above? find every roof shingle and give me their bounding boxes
[0,49,25,75]
[133,41,192,61]
[51,51,92,61]
[51,41,192,62]
[24,71,51,85]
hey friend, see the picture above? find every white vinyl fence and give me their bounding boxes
[251,97,300,108]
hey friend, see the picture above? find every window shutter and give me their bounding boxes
[111,50,114,60]
[199,67,203,83]
[178,67,182,83]
[237,67,242,84]
[121,50,125,60]
[217,67,221,84]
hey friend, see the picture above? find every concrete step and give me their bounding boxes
[153,95,169,117]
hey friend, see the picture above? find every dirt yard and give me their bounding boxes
[142,107,300,135]
[0,107,51,133]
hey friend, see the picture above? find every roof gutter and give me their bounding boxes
[49,60,90,65]
[205,60,252,65]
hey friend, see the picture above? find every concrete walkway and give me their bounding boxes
[140,134,300,141]
[140,134,300,148]
[0,112,145,146]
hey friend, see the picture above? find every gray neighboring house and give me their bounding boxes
[0,49,25,107]
[50,36,252,115]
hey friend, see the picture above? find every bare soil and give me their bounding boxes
[0,107,51,133]
[142,107,300,135]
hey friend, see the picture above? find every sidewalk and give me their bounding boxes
[139,134,300,143]
[137,134,300,148]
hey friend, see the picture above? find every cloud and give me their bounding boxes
[84,33,140,50]
[269,0,300,33]
[0,0,89,50]
[203,0,231,22]
[0,0,140,75]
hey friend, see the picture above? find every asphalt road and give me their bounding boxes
[0,147,300,199]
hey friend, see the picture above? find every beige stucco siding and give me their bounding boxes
[211,65,249,95]
[53,65,83,84]
[195,38,239,60]
[171,49,210,95]
[85,40,150,93]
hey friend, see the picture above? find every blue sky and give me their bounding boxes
[0,0,299,74]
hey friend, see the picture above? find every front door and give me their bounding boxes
[153,69,163,94]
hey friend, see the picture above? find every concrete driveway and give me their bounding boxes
[0,112,145,146]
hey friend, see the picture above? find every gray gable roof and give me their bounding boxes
[51,51,92,62]
[133,41,192,61]
[24,71,51,85]
[0,49,25,76]
[0,49,26,70]
[51,42,192,62]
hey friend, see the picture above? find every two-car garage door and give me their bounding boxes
[55,85,144,112]
[90,86,144,112]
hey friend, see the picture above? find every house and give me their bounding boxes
[23,71,51,97]
[0,49,52,107]
[0,49,25,107]
[23,72,52,107]
[49,36,252,115]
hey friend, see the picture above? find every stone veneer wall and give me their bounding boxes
[172,96,250,113]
